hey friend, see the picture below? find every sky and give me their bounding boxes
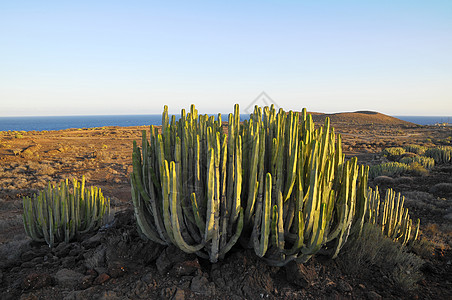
[1,1,451,116]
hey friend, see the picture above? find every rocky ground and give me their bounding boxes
[0,112,451,299]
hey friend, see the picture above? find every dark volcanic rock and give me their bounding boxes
[93,273,111,285]
[285,261,317,288]
[156,246,195,275]
[191,275,215,296]
[170,259,201,277]
[55,268,84,288]
[22,273,53,290]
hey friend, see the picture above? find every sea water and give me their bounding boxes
[0,114,450,132]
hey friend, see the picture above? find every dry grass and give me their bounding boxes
[338,223,424,291]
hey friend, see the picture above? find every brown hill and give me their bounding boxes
[306,111,414,126]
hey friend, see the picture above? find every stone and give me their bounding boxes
[19,293,38,300]
[161,287,177,299]
[284,261,317,288]
[81,233,102,249]
[62,256,77,268]
[93,273,110,285]
[172,288,185,300]
[156,246,193,275]
[367,291,382,300]
[80,275,95,290]
[98,291,119,300]
[53,243,72,257]
[21,262,35,269]
[170,259,201,277]
[55,269,84,288]
[22,273,53,290]
[191,275,214,296]
[107,261,127,278]
[21,250,41,262]
[337,279,353,293]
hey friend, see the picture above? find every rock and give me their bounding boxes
[21,262,36,269]
[107,261,127,278]
[55,269,84,288]
[161,287,177,299]
[62,256,77,268]
[337,279,353,293]
[81,233,102,249]
[63,287,96,300]
[172,288,185,300]
[141,272,154,284]
[53,243,72,257]
[98,291,119,300]
[86,269,98,276]
[21,249,44,262]
[156,246,194,275]
[19,293,38,300]
[444,213,452,221]
[22,273,53,290]
[191,275,214,296]
[284,261,317,288]
[367,291,383,300]
[170,259,201,277]
[80,275,95,290]
[93,273,110,285]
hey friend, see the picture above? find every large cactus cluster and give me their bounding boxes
[366,187,419,246]
[131,105,244,262]
[22,177,110,247]
[239,107,369,265]
[131,104,419,265]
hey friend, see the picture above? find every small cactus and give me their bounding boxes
[22,177,110,247]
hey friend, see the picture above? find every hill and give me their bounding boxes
[307,111,415,126]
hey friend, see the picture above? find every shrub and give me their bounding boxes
[338,223,423,291]
[403,144,427,155]
[400,156,435,169]
[407,162,429,176]
[22,177,110,247]
[382,147,406,158]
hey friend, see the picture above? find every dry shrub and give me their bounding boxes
[409,237,435,258]
[407,162,429,176]
[338,223,424,291]
[429,183,452,196]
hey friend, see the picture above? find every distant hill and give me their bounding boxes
[305,111,415,126]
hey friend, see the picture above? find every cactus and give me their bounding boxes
[132,104,243,262]
[368,162,410,178]
[399,156,435,170]
[22,177,110,247]
[424,146,452,164]
[365,187,419,246]
[403,144,427,155]
[241,106,369,265]
[132,104,419,266]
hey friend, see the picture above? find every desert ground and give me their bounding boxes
[0,111,451,299]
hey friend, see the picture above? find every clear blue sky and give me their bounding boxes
[1,0,451,116]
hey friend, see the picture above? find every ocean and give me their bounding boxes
[0,114,450,132]
[394,116,452,126]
